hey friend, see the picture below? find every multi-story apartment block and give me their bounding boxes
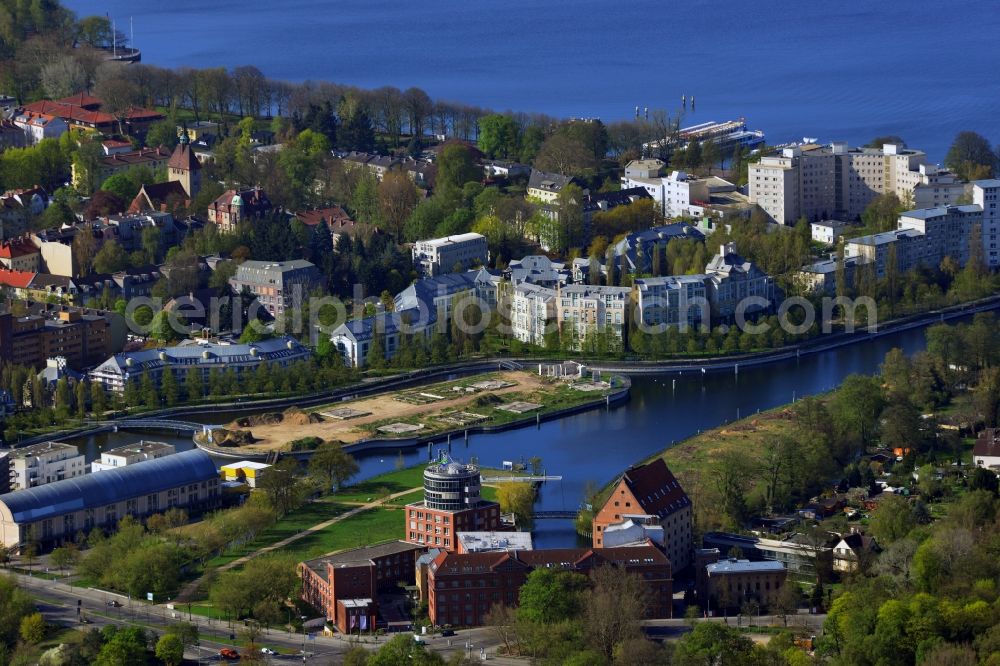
[8,442,86,491]
[403,454,502,552]
[704,243,774,320]
[91,441,176,473]
[845,229,926,279]
[511,282,557,346]
[897,204,982,267]
[750,142,965,225]
[88,337,311,393]
[622,168,713,218]
[634,275,709,331]
[556,284,631,350]
[974,180,1000,269]
[229,259,321,319]
[411,233,488,277]
[0,308,112,370]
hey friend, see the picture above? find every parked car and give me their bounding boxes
[106,600,122,607]
[441,629,456,637]
[219,648,240,660]
[260,647,276,655]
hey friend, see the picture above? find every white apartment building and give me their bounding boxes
[974,180,1000,269]
[511,282,557,346]
[556,285,631,350]
[897,204,982,268]
[621,165,736,219]
[8,441,86,491]
[750,142,965,225]
[845,229,926,279]
[91,441,176,473]
[704,243,774,320]
[634,275,709,331]
[411,233,488,277]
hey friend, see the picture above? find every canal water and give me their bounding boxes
[64,322,934,548]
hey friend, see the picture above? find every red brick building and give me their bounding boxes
[427,543,673,627]
[404,455,501,551]
[297,541,424,634]
[592,458,693,571]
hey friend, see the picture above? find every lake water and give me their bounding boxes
[68,317,937,548]
[63,0,1000,159]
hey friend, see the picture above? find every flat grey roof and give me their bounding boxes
[707,559,786,574]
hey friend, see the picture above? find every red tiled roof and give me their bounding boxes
[432,543,668,577]
[432,551,513,575]
[167,143,201,171]
[23,95,164,128]
[619,458,690,519]
[102,139,132,148]
[0,239,38,259]
[100,147,171,167]
[55,93,103,109]
[295,206,352,227]
[0,268,36,288]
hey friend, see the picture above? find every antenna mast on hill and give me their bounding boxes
[130,16,133,48]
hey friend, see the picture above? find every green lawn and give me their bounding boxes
[382,489,425,507]
[270,507,405,561]
[333,466,426,502]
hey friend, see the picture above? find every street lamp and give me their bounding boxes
[301,615,307,664]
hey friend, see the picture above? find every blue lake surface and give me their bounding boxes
[64,0,1000,159]
[71,317,937,548]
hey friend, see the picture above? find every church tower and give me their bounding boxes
[167,132,202,197]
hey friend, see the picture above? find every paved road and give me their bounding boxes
[11,571,518,664]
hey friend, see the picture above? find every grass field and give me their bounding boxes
[283,507,405,561]
[334,465,426,502]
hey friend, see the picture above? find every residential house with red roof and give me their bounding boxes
[0,237,40,272]
[12,111,68,144]
[22,93,164,135]
[294,206,369,246]
[0,268,36,299]
[208,187,272,233]
[592,458,693,571]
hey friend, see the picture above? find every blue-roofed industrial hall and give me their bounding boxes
[0,448,221,551]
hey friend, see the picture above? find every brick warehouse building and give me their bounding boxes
[297,541,424,633]
[592,458,693,571]
[404,454,501,551]
[427,543,672,627]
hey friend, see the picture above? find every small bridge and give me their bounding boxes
[481,475,562,483]
[116,419,209,432]
[531,511,578,520]
[498,360,523,371]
